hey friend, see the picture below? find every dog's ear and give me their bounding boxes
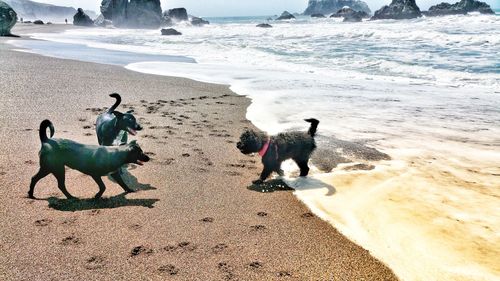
[113,111,124,118]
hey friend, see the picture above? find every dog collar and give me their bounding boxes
[258,139,271,157]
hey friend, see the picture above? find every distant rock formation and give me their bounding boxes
[303,0,371,15]
[4,0,76,21]
[343,13,362,22]
[126,0,162,28]
[276,11,295,20]
[100,0,162,28]
[73,8,94,26]
[33,19,42,24]
[371,0,422,20]
[330,7,369,18]
[424,0,494,16]
[311,13,326,18]
[94,14,112,27]
[161,28,181,35]
[191,16,209,26]
[0,0,17,36]
[165,7,188,21]
[256,23,272,28]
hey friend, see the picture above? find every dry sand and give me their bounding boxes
[0,24,398,280]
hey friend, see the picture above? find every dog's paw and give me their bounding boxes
[252,179,264,185]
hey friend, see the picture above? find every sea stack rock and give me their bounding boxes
[343,13,363,22]
[304,0,371,16]
[100,0,128,26]
[191,17,209,26]
[276,11,295,20]
[0,0,17,36]
[256,23,272,28]
[161,28,181,35]
[73,8,94,26]
[331,7,369,18]
[425,0,494,16]
[126,0,162,28]
[33,19,43,24]
[166,7,188,21]
[371,0,422,20]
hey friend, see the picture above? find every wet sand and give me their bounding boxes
[0,25,397,280]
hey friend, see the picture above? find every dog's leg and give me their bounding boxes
[295,159,310,177]
[254,165,273,184]
[28,168,50,198]
[52,167,75,199]
[276,168,284,177]
[92,176,106,199]
[110,171,134,193]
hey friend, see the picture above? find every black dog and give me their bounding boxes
[29,120,150,199]
[96,93,142,146]
[237,118,319,184]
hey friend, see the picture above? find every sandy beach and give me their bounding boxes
[0,24,397,280]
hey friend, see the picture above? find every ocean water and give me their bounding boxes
[11,13,500,281]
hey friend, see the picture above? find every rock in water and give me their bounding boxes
[425,0,494,16]
[161,28,181,35]
[311,13,326,18]
[73,8,94,26]
[276,11,295,20]
[191,17,209,26]
[126,0,162,28]
[256,23,272,28]
[0,0,17,36]
[371,0,422,20]
[100,0,128,26]
[166,7,188,21]
[343,13,362,22]
[33,19,43,24]
[330,6,369,18]
[303,0,371,16]
[94,14,112,27]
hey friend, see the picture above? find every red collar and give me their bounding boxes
[258,139,270,157]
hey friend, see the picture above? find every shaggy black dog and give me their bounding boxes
[237,118,319,184]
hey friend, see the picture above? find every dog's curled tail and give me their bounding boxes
[39,119,55,143]
[108,93,122,112]
[304,118,319,137]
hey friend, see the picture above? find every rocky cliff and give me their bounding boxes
[303,0,371,15]
[3,0,76,21]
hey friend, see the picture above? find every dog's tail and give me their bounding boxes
[108,93,121,112]
[39,119,55,143]
[304,118,319,137]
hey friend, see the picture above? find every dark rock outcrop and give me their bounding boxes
[94,14,112,27]
[424,0,494,16]
[73,8,94,26]
[4,0,76,22]
[100,0,128,26]
[33,19,43,24]
[371,0,422,20]
[256,23,272,28]
[165,7,188,21]
[191,16,209,26]
[343,13,362,22]
[303,0,371,15]
[276,11,295,20]
[0,0,17,36]
[126,0,162,28]
[161,28,181,35]
[311,13,326,18]
[330,7,369,18]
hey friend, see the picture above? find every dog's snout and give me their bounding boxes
[136,124,143,131]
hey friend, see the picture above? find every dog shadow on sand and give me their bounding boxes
[248,177,336,196]
[108,166,156,192]
[45,192,159,212]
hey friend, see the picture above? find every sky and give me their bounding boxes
[34,0,499,17]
